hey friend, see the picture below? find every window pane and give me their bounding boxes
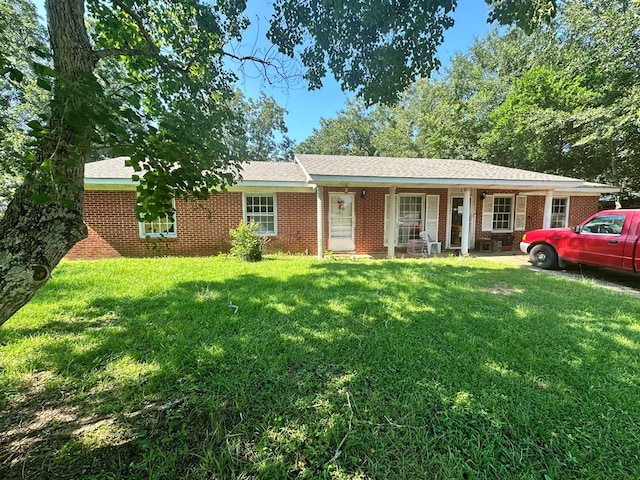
[550,198,568,228]
[397,196,423,245]
[245,195,276,235]
[493,197,513,230]
[142,212,175,237]
[582,214,625,234]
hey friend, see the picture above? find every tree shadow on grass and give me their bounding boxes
[2,259,640,479]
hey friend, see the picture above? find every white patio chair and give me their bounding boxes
[419,231,441,255]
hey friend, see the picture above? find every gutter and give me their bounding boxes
[307,175,582,189]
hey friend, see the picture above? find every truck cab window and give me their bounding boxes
[581,214,626,235]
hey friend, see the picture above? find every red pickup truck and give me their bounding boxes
[520,209,640,272]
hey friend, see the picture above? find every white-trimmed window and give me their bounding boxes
[550,197,569,228]
[398,195,423,244]
[384,194,439,246]
[492,195,513,230]
[244,193,277,235]
[139,200,177,238]
[482,194,526,232]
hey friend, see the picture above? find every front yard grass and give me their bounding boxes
[1,255,639,479]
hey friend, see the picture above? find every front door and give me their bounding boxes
[448,194,475,249]
[449,196,464,248]
[329,193,355,251]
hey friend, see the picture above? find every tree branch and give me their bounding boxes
[94,43,196,74]
[94,47,158,59]
[111,0,160,57]
[220,50,275,64]
[220,45,300,91]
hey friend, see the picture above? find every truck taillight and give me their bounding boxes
[522,233,527,241]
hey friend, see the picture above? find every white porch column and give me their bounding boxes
[461,188,471,255]
[543,190,554,229]
[316,186,324,258]
[387,186,397,258]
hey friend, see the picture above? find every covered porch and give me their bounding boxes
[314,185,595,259]
[293,154,615,259]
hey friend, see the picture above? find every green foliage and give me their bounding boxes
[297,98,380,156]
[229,221,266,261]
[230,92,294,162]
[2,256,640,478]
[85,0,247,222]
[268,0,559,105]
[296,28,538,160]
[481,0,640,188]
[486,0,557,34]
[269,0,457,105]
[481,65,596,174]
[0,0,49,200]
[556,0,640,189]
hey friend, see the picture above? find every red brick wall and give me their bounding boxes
[67,190,318,259]
[568,196,599,225]
[507,194,598,233]
[265,192,318,254]
[66,190,137,260]
[66,188,602,259]
[351,187,385,254]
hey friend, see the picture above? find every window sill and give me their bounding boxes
[140,235,178,239]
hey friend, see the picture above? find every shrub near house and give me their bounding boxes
[230,221,268,261]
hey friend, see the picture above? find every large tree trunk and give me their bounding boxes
[0,0,96,326]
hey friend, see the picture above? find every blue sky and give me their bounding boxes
[33,0,493,144]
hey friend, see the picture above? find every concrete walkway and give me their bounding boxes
[472,250,530,267]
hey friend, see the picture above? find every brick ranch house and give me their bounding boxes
[66,154,616,260]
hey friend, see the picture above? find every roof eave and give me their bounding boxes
[229,181,315,190]
[85,178,136,184]
[556,186,620,195]
[309,175,583,188]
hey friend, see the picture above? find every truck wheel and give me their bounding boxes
[529,244,558,269]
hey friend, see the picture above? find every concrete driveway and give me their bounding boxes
[475,250,640,297]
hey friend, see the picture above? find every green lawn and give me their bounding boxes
[1,255,639,479]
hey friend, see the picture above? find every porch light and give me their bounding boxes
[480,191,487,200]
[360,189,366,199]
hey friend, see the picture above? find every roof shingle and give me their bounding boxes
[83,154,613,191]
[295,154,583,183]
[85,157,135,179]
[238,161,307,183]
[84,158,307,184]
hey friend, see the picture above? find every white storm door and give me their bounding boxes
[329,193,355,251]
